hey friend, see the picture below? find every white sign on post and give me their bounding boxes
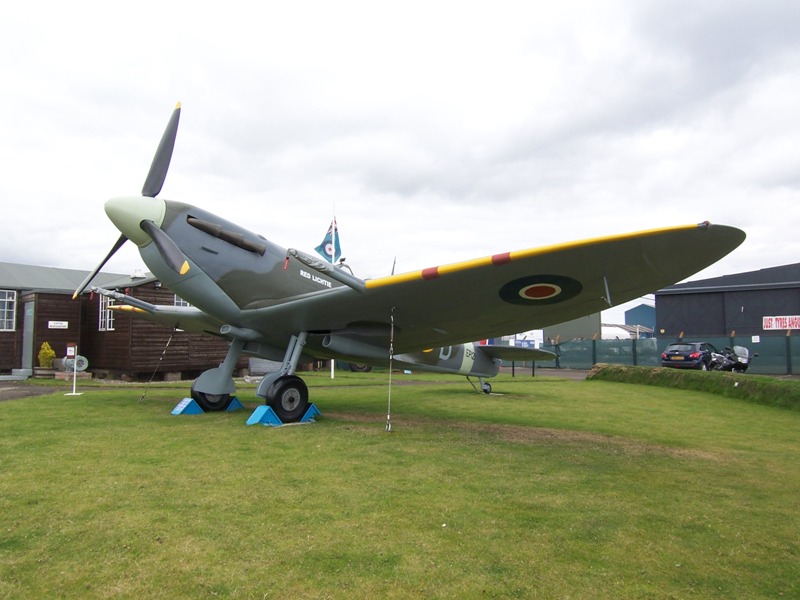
[762,315,800,330]
[64,344,82,396]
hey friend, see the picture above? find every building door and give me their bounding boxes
[22,301,34,370]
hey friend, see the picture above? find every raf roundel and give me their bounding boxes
[520,282,561,300]
[499,275,583,305]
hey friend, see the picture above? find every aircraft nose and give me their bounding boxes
[104,196,167,246]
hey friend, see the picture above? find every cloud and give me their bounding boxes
[1,0,799,327]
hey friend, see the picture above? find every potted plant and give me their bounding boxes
[34,342,57,378]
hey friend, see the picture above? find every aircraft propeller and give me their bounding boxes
[72,234,128,299]
[72,103,182,299]
[140,220,190,275]
[141,103,181,198]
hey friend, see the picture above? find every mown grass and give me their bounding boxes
[1,373,799,598]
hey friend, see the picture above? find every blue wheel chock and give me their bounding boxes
[171,398,204,415]
[173,397,243,415]
[246,404,322,427]
[226,397,244,411]
[301,404,322,422]
[246,405,284,426]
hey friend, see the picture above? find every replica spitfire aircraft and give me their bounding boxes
[74,104,746,422]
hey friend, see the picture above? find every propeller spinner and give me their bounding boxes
[73,103,184,298]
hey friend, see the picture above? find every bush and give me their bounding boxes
[37,342,56,369]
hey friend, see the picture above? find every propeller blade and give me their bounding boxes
[73,234,128,299]
[140,220,190,275]
[141,102,181,198]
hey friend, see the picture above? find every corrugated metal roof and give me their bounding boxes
[658,262,800,295]
[0,261,156,294]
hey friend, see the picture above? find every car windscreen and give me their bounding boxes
[665,344,694,352]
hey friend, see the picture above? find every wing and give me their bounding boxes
[97,287,225,335]
[478,345,556,363]
[233,221,744,356]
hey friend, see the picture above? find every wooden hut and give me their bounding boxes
[0,262,244,379]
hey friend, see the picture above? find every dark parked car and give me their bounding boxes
[661,342,719,370]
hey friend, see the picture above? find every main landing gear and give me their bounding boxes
[466,376,492,395]
[190,332,312,422]
[255,333,310,422]
[262,374,309,422]
[190,338,242,411]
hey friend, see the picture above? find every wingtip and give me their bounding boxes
[175,101,181,110]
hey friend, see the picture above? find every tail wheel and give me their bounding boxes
[191,383,233,412]
[267,375,309,422]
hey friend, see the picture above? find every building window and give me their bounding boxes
[174,295,192,307]
[0,290,16,331]
[99,294,115,331]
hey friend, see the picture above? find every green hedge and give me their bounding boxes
[586,363,800,411]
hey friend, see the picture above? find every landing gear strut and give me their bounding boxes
[190,338,243,411]
[256,332,310,422]
[467,376,492,394]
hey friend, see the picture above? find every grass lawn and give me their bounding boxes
[1,372,798,598]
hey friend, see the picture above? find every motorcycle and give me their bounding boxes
[709,346,757,373]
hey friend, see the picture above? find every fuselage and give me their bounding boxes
[104,195,502,378]
[106,196,337,311]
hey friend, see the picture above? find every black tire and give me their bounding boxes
[481,382,492,394]
[348,363,373,373]
[190,383,233,412]
[267,375,309,422]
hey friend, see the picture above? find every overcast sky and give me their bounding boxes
[2,1,799,323]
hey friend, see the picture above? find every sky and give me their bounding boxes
[2,1,799,324]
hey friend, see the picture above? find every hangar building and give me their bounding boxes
[655,262,800,338]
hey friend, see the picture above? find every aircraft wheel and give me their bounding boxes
[267,375,309,422]
[481,382,492,394]
[191,384,233,412]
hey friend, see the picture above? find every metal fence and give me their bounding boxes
[530,336,798,375]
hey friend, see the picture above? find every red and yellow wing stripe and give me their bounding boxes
[365,223,702,289]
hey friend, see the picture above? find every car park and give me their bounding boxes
[661,341,719,370]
